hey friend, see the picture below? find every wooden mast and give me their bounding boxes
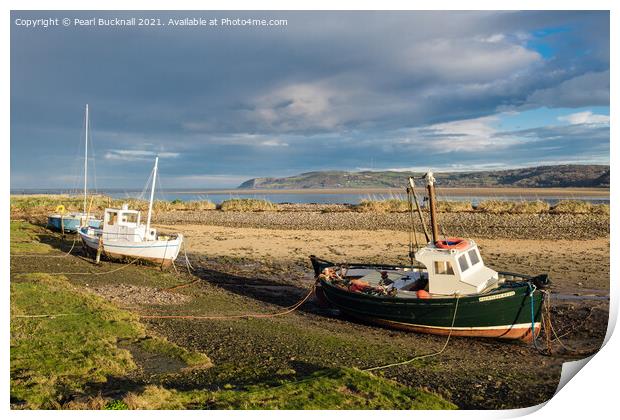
[424,172,439,243]
[407,177,431,243]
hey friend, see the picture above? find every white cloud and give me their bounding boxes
[403,37,541,83]
[249,82,344,131]
[558,111,610,125]
[104,149,180,161]
[397,115,518,153]
[260,139,289,147]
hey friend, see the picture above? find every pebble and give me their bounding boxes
[155,208,609,240]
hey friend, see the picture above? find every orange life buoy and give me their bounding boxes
[435,237,470,251]
[416,289,431,299]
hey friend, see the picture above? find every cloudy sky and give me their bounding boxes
[10,11,609,189]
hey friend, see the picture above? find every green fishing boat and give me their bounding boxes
[310,172,550,341]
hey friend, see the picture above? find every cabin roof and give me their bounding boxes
[104,207,140,214]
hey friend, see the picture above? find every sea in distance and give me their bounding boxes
[10,188,610,206]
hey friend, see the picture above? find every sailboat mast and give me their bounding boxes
[424,172,440,243]
[146,156,158,235]
[83,104,89,214]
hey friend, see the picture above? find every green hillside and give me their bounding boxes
[238,165,610,189]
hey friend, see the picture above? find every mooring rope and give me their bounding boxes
[38,255,143,276]
[140,284,315,321]
[364,294,461,372]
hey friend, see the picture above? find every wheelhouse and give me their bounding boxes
[415,240,499,296]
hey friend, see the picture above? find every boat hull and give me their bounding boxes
[79,228,183,267]
[312,257,544,341]
[48,214,102,232]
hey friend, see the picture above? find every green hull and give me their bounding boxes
[311,256,545,340]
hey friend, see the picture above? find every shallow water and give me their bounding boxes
[10,188,610,205]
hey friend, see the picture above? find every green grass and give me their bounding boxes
[120,368,456,409]
[137,337,212,369]
[10,221,53,254]
[10,273,144,408]
[10,271,212,409]
[219,198,277,211]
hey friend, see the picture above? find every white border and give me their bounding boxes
[3,2,616,420]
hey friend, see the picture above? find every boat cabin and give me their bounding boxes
[414,240,499,296]
[102,204,157,242]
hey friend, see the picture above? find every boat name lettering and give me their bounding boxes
[478,291,515,302]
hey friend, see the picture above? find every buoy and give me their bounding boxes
[416,289,431,299]
[55,205,66,214]
[435,237,470,251]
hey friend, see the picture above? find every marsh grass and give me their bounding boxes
[509,200,550,214]
[591,203,610,215]
[10,195,216,214]
[219,198,277,212]
[476,200,550,214]
[355,199,409,213]
[119,368,456,410]
[10,194,608,216]
[550,200,593,214]
[356,199,473,213]
[436,201,474,213]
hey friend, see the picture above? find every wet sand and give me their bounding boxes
[162,224,609,294]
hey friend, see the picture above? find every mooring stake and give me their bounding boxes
[95,236,103,264]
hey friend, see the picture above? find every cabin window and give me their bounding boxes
[434,261,454,275]
[468,249,480,265]
[458,255,469,272]
[107,212,118,226]
[122,213,138,224]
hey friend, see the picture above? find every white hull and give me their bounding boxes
[79,228,183,267]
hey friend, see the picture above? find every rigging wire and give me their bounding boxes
[88,110,98,195]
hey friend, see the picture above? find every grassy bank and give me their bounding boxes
[113,368,456,409]
[10,272,212,409]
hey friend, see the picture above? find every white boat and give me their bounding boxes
[78,157,183,267]
[48,104,102,232]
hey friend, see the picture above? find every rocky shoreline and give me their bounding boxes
[155,206,609,240]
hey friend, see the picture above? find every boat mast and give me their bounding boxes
[83,104,89,215]
[407,177,431,243]
[424,172,439,243]
[145,156,158,236]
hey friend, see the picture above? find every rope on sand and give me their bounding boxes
[140,284,315,321]
[364,294,460,372]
